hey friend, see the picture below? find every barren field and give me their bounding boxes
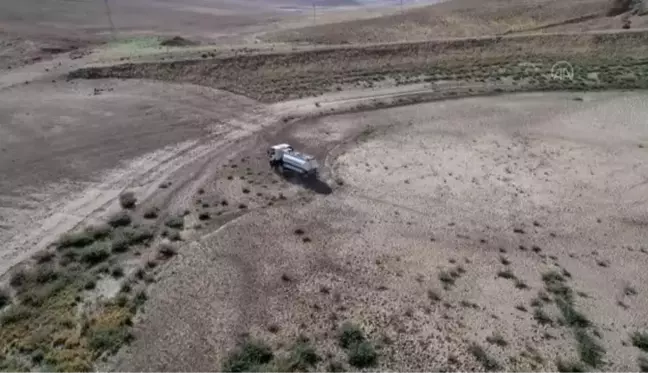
[112,91,648,372]
[2,0,648,371]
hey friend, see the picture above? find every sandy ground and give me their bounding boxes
[112,91,648,371]
[0,78,275,277]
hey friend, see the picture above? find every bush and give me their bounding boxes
[486,333,508,347]
[534,308,553,325]
[632,331,648,352]
[57,231,94,249]
[32,251,56,264]
[80,243,111,266]
[576,329,604,368]
[111,267,124,278]
[143,206,159,219]
[556,359,588,372]
[639,355,648,372]
[556,298,590,328]
[0,305,33,325]
[87,224,113,240]
[288,342,320,370]
[108,211,132,228]
[0,289,10,309]
[165,215,184,229]
[111,227,154,253]
[119,191,137,209]
[468,343,502,371]
[88,325,134,355]
[327,361,346,372]
[348,341,378,368]
[158,243,177,259]
[497,269,516,279]
[222,340,274,372]
[338,322,366,349]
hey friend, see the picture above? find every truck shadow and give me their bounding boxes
[276,170,333,195]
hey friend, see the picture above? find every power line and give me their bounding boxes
[103,0,116,39]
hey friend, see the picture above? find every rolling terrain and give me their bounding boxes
[1,0,648,371]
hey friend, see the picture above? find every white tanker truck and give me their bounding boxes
[267,143,319,178]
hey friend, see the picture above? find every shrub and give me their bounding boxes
[165,215,184,229]
[639,355,648,372]
[534,308,553,325]
[497,269,516,279]
[338,322,366,349]
[158,243,177,259]
[108,211,132,228]
[119,191,137,209]
[288,342,320,370]
[111,227,154,253]
[576,329,604,368]
[556,298,590,328]
[222,340,274,372]
[57,231,94,249]
[111,267,124,278]
[32,250,55,264]
[468,343,502,371]
[0,289,10,309]
[87,224,113,240]
[348,341,378,368]
[632,331,648,352]
[438,270,455,286]
[0,305,33,325]
[80,243,111,266]
[327,361,346,372]
[556,359,588,372]
[88,325,134,355]
[143,206,159,219]
[486,333,508,347]
[198,212,211,221]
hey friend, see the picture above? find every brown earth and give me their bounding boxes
[2,0,648,371]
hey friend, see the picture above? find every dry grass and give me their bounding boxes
[70,31,648,103]
[267,0,613,44]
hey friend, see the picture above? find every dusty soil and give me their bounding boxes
[112,91,648,371]
[0,79,270,277]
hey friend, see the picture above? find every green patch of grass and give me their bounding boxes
[632,331,648,352]
[575,329,604,368]
[222,340,274,372]
[468,343,502,371]
[285,341,320,371]
[87,325,134,355]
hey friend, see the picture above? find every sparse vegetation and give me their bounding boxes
[639,355,648,372]
[158,242,177,259]
[556,359,588,372]
[0,289,10,309]
[119,191,137,209]
[338,322,366,349]
[534,307,553,325]
[632,331,648,352]
[348,341,378,368]
[143,206,160,219]
[469,343,502,371]
[108,211,132,228]
[165,214,184,229]
[222,340,274,372]
[486,333,508,347]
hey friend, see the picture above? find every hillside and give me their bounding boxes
[266,0,647,44]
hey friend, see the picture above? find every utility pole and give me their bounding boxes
[400,0,404,15]
[313,2,317,25]
[103,0,116,39]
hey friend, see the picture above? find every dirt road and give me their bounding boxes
[109,91,648,371]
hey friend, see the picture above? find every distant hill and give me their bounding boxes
[266,0,648,44]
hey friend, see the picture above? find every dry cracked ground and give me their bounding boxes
[3,67,648,371]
